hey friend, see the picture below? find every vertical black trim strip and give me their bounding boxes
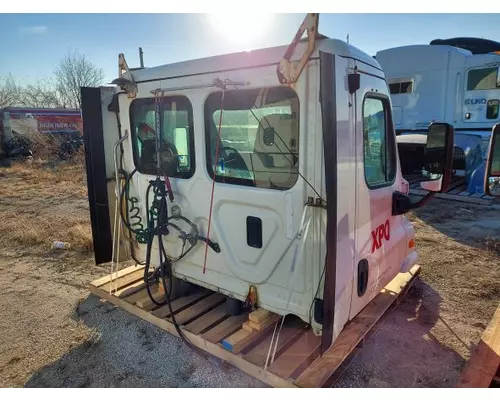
[319,51,338,354]
[81,86,113,265]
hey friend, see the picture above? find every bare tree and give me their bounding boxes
[54,49,104,109]
[0,74,22,108]
[20,78,64,108]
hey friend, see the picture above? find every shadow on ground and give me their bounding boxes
[410,198,500,251]
[24,277,467,388]
[24,294,266,388]
[333,277,467,388]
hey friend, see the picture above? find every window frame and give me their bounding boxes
[361,93,397,190]
[129,95,196,179]
[466,66,500,91]
[387,78,414,95]
[203,86,301,190]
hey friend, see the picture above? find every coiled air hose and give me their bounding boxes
[119,172,220,352]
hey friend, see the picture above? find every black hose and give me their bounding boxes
[140,177,204,352]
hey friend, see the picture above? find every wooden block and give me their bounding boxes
[202,314,250,343]
[249,308,272,323]
[249,314,278,331]
[223,314,281,354]
[222,329,252,351]
[242,322,253,333]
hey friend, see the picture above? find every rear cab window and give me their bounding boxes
[204,87,299,190]
[129,96,195,178]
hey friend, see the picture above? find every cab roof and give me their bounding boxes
[127,37,382,84]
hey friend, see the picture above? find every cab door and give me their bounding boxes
[349,68,408,319]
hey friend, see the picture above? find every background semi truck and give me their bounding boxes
[375,37,500,195]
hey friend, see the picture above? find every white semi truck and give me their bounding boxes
[375,38,500,195]
[81,14,456,353]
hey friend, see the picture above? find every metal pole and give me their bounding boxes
[139,47,144,68]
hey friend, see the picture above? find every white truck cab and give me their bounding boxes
[81,16,455,352]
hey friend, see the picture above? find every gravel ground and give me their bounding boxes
[24,295,266,388]
[1,162,499,387]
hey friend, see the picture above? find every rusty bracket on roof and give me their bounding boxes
[111,53,137,98]
[277,13,320,85]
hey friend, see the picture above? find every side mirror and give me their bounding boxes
[485,123,500,197]
[419,122,454,193]
[392,122,454,216]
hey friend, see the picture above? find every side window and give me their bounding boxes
[388,80,413,95]
[204,87,299,190]
[363,96,396,188]
[487,99,499,120]
[467,67,499,91]
[129,96,195,178]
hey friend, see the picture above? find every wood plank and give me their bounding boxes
[100,269,144,293]
[122,287,150,305]
[409,188,492,205]
[249,309,272,323]
[184,303,228,335]
[152,289,211,319]
[90,264,143,288]
[222,314,281,354]
[268,330,321,379]
[243,322,308,367]
[88,283,296,388]
[457,303,500,388]
[173,293,226,326]
[114,280,146,298]
[135,285,165,309]
[203,314,250,344]
[295,265,421,388]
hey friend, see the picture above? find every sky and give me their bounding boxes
[1,13,499,85]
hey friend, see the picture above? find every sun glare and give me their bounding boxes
[207,13,273,47]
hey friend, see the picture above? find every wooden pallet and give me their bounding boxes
[456,303,500,388]
[88,264,421,388]
[404,173,495,205]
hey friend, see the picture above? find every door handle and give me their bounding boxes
[357,259,369,297]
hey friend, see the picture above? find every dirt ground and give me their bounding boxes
[0,160,499,388]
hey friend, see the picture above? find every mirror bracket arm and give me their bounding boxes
[392,191,435,216]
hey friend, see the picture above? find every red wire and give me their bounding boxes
[202,90,225,274]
